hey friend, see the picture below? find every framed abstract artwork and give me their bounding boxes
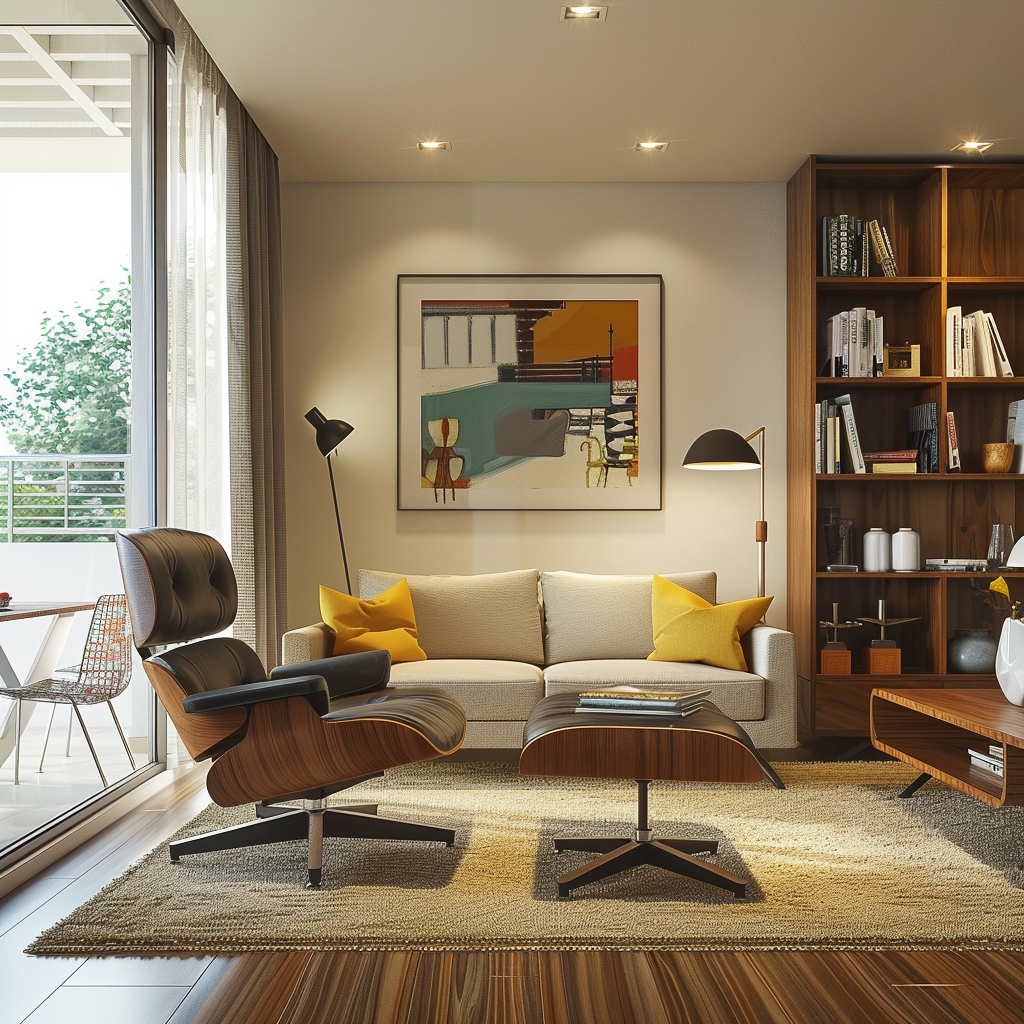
[397,274,663,510]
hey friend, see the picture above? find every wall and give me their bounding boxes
[281,182,788,632]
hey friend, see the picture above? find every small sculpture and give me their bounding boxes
[818,602,860,674]
[856,599,920,674]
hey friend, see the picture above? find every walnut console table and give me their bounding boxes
[870,688,1024,807]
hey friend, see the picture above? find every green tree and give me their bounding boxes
[0,274,131,454]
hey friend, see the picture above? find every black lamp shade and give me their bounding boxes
[306,407,354,457]
[682,428,759,470]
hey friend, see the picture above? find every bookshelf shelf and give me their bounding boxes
[788,157,1024,740]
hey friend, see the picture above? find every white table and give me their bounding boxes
[0,602,95,782]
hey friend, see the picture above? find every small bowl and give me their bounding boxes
[982,442,1015,474]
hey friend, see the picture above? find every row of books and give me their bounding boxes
[969,744,1005,778]
[815,399,939,475]
[945,307,1013,377]
[819,308,883,377]
[821,215,898,277]
[574,687,710,718]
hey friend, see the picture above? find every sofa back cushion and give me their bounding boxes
[358,568,545,664]
[540,571,717,664]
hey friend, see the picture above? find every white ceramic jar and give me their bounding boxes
[863,528,892,572]
[891,527,921,572]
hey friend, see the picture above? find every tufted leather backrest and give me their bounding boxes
[115,528,237,648]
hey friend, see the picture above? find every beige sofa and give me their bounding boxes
[282,569,797,750]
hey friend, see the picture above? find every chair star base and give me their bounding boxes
[169,801,456,888]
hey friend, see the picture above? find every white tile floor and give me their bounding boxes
[0,702,149,851]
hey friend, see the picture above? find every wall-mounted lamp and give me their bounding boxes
[682,426,768,598]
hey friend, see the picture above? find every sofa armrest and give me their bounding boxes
[282,622,335,665]
[741,624,797,748]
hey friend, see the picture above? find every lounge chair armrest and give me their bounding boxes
[270,649,390,699]
[181,675,330,716]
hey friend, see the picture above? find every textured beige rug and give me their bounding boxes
[28,761,1024,954]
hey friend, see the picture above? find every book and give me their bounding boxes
[870,463,918,474]
[946,305,961,377]
[872,315,883,376]
[578,687,711,708]
[1008,400,1024,473]
[868,219,898,276]
[987,313,1013,376]
[880,225,899,276]
[574,703,705,718]
[924,558,988,570]
[969,310,996,377]
[835,394,865,473]
[863,449,919,462]
[970,755,1004,777]
[946,411,961,472]
[908,402,939,473]
[968,748,1005,776]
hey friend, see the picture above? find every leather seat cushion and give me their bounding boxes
[542,659,765,721]
[386,660,544,721]
[324,686,467,753]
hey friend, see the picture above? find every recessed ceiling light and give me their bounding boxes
[561,5,608,20]
[951,140,993,153]
[634,141,669,152]
[417,141,450,151]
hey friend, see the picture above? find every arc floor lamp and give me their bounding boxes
[681,426,768,599]
[306,407,355,594]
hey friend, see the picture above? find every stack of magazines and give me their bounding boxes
[574,687,711,717]
[968,744,1005,778]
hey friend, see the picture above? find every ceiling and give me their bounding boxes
[173,0,1024,183]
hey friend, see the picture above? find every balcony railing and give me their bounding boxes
[0,455,128,541]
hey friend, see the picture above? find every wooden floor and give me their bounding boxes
[3,752,1024,1024]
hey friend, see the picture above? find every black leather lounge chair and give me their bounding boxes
[115,527,467,887]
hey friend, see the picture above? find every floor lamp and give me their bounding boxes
[681,427,767,599]
[306,407,355,594]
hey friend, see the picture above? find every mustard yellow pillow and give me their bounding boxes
[320,579,426,662]
[648,574,772,671]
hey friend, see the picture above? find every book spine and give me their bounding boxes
[840,311,850,376]
[836,395,866,473]
[872,315,883,376]
[880,225,899,276]
[822,216,831,276]
[947,411,961,472]
[828,216,839,276]
[815,402,822,473]
[837,214,851,275]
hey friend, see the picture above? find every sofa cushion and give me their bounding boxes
[649,575,773,671]
[542,659,765,721]
[387,659,544,720]
[540,571,717,664]
[319,580,426,663]
[359,568,544,664]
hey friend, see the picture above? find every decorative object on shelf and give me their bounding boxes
[987,524,1016,569]
[882,345,921,377]
[862,528,892,572]
[947,628,997,675]
[682,426,768,598]
[822,511,854,569]
[397,274,663,511]
[856,599,921,674]
[996,618,1024,706]
[982,442,1015,475]
[305,406,355,594]
[0,592,9,609]
[891,527,921,572]
[818,602,860,674]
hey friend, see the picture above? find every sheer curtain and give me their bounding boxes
[162,5,288,667]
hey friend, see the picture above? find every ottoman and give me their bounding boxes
[519,693,784,897]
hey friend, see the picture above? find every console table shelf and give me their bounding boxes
[870,688,1024,807]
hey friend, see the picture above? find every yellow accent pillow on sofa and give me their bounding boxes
[320,579,426,662]
[648,574,772,671]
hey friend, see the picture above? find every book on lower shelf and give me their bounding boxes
[908,402,939,473]
[1008,400,1024,473]
[968,747,1004,777]
[946,411,961,472]
[864,449,918,475]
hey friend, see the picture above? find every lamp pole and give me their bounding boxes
[326,454,351,595]
[745,427,767,599]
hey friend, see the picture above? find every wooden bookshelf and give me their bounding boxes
[788,157,1024,740]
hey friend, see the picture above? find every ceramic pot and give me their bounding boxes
[996,618,1024,705]
[863,528,891,572]
[982,442,1015,474]
[947,628,997,674]
[891,527,921,572]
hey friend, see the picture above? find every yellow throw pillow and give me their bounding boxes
[648,574,772,671]
[320,579,426,663]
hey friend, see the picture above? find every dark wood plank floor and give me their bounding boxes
[3,752,1024,1024]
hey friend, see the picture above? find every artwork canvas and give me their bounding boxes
[398,275,662,510]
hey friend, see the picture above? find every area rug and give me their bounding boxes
[28,760,1024,955]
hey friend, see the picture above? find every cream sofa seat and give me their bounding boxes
[282,568,798,750]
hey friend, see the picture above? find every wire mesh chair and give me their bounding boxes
[0,594,134,786]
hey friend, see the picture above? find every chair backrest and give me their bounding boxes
[115,528,238,650]
[77,594,133,700]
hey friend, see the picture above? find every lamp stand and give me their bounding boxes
[327,454,352,594]
[745,427,768,600]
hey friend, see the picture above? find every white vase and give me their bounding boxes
[891,527,921,572]
[863,528,891,572]
[995,617,1024,706]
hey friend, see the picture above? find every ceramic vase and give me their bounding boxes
[863,528,891,572]
[891,527,920,572]
[947,628,997,674]
[996,618,1024,705]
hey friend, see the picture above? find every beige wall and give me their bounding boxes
[281,182,787,630]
